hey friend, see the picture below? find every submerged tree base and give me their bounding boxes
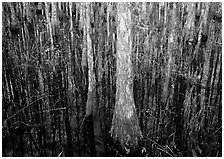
[110,109,142,155]
[83,114,96,156]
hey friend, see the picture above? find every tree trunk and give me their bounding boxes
[83,2,96,156]
[110,3,142,155]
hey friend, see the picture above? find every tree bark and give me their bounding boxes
[83,2,96,156]
[110,3,142,155]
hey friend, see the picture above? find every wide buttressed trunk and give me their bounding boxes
[110,3,142,154]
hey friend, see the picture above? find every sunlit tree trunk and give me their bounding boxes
[196,3,210,151]
[44,2,54,59]
[51,2,58,36]
[110,3,142,155]
[161,3,169,105]
[83,2,96,156]
[85,3,97,118]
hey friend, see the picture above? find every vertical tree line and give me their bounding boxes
[2,2,222,157]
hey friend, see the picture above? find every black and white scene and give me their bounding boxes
[2,2,222,157]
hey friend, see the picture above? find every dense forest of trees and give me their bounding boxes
[2,2,222,157]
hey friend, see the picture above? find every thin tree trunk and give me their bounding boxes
[83,2,96,156]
